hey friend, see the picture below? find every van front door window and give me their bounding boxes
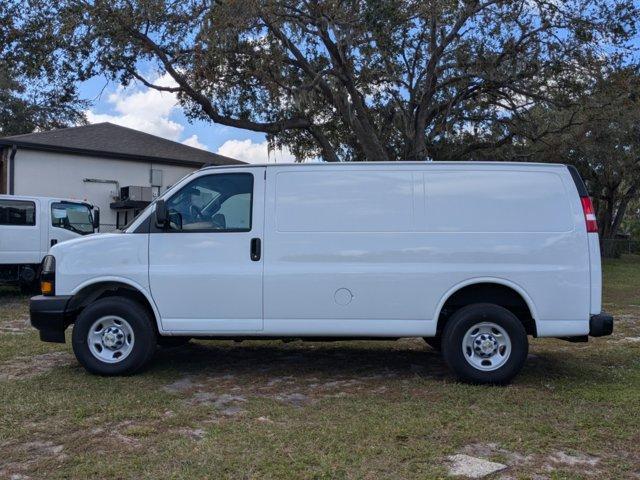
[164,173,253,232]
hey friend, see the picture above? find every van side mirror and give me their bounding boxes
[155,199,168,227]
[92,209,100,231]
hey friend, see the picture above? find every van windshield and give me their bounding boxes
[51,202,94,235]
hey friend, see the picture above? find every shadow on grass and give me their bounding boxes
[519,349,621,385]
[144,340,617,386]
[0,286,24,300]
[150,341,451,380]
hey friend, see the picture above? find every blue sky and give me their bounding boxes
[77,73,295,164]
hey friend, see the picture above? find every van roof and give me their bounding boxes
[200,161,567,170]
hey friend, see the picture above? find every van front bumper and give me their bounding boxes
[590,312,614,337]
[30,295,73,343]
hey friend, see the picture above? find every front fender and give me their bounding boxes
[68,276,164,334]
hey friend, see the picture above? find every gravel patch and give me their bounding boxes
[459,444,603,476]
[462,443,534,467]
[621,337,640,343]
[0,317,29,334]
[548,451,600,467]
[0,440,67,479]
[275,392,313,407]
[175,427,206,440]
[162,376,200,394]
[447,454,507,478]
[0,352,74,381]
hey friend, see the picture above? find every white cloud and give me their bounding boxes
[86,73,312,162]
[182,134,208,150]
[85,73,208,150]
[216,139,297,164]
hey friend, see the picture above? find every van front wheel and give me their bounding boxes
[441,304,528,385]
[72,297,156,375]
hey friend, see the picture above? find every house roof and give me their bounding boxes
[0,122,242,167]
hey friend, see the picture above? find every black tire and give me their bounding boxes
[423,336,442,351]
[72,297,157,375]
[157,336,191,348]
[441,303,528,385]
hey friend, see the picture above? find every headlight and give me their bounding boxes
[40,255,55,296]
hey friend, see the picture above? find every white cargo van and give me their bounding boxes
[29,163,612,384]
[1,195,99,290]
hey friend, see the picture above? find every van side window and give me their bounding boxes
[0,200,36,226]
[164,173,253,232]
[51,202,94,235]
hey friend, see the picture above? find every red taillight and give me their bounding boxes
[580,196,598,233]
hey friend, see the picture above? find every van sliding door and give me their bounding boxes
[262,167,430,336]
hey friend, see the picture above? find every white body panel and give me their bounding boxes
[50,162,602,339]
[0,195,92,266]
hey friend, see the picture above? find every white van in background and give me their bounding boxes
[29,163,612,384]
[0,195,99,290]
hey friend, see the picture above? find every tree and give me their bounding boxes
[0,1,86,136]
[564,69,640,249]
[483,67,640,249]
[620,197,640,242]
[23,0,638,161]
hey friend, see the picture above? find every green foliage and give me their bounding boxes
[0,0,87,136]
[483,67,640,241]
[14,0,638,161]
[620,199,640,240]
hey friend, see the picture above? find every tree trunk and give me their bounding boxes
[596,183,639,258]
[597,192,616,257]
[309,127,340,163]
[611,184,638,237]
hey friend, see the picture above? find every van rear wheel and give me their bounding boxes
[72,297,156,375]
[441,303,528,385]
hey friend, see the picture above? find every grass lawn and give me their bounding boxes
[1,257,639,479]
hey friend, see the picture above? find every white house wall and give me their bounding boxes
[13,149,196,230]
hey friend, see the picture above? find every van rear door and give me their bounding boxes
[566,166,602,315]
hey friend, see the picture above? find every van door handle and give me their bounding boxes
[50,239,58,247]
[250,238,261,261]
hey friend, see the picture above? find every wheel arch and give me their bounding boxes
[68,277,162,334]
[434,278,539,337]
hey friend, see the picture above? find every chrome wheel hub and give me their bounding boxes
[462,322,511,372]
[88,316,135,364]
[476,335,499,356]
[101,326,125,349]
